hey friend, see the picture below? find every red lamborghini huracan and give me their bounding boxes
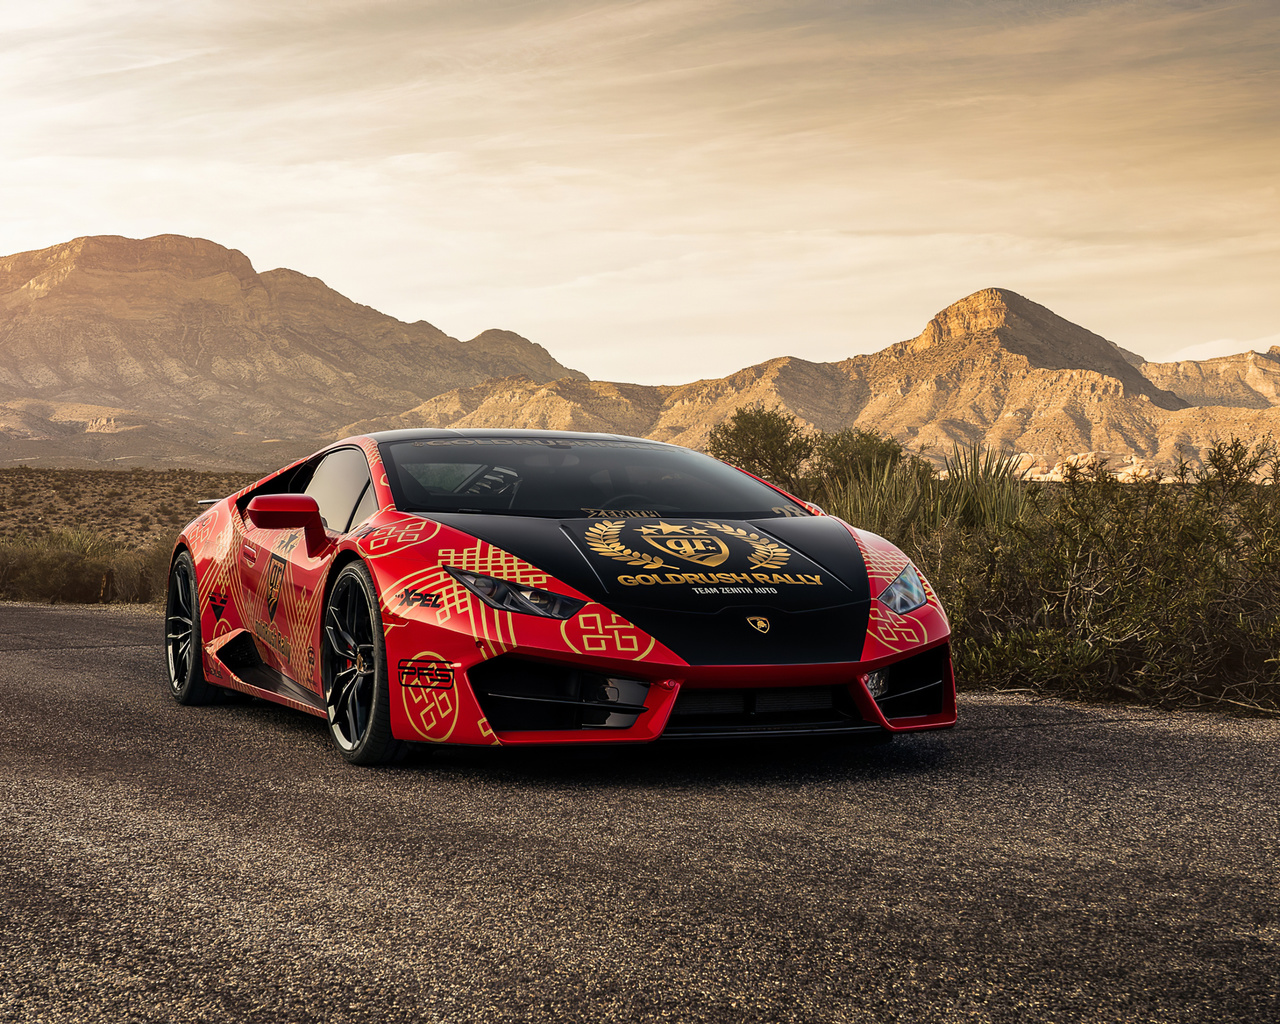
[166,430,955,763]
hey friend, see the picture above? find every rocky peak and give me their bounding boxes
[908,287,1017,349]
[0,234,584,449]
[0,234,271,321]
[899,287,1186,411]
[0,234,261,301]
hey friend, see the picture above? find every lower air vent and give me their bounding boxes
[467,657,650,732]
[874,644,950,719]
[663,685,877,739]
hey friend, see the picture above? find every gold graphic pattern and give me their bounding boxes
[434,542,554,659]
[694,521,790,569]
[437,544,551,587]
[362,519,441,557]
[584,521,666,568]
[402,685,460,742]
[854,533,912,588]
[867,602,925,653]
[561,608,657,660]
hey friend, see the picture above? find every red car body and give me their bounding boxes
[167,430,955,762]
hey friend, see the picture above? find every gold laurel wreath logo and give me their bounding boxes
[584,520,667,569]
[695,521,791,569]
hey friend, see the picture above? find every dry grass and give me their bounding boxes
[0,468,259,547]
[822,438,1280,716]
[0,469,259,603]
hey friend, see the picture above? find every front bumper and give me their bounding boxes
[429,639,956,746]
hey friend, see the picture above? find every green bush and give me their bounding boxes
[707,406,814,494]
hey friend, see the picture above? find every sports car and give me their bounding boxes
[166,429,955,764]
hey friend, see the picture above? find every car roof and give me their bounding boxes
[365,427,676,447]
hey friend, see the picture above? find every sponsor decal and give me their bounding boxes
[747,616,770,634]
[409,437,661,450]
[582,508,660,519]
[396,588,443,609]
[397,658,455,688]
[253,618,294,662]
[399,648,462,741]
[585,520,791,574]
[582,519,825,591]
[617,572,820,589]
[209,593,228,622]
[265,553,287,620]
[639,522,731,567]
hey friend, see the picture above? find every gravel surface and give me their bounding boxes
[0,603,1276,1023]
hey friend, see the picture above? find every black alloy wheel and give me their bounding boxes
[166,551,214,705]
[323,562,402,765]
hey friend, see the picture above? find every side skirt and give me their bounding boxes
[204,629,328,719]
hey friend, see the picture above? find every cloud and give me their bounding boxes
[1165,333,1280,362]
[0,0,1275,382]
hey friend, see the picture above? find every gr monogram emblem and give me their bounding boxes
[639,523,731,568]
[584,519,791,571]
[747,616,770,634]
[265,553,287,620]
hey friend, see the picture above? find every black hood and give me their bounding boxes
[430,513,871,666]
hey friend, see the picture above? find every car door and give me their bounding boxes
[239,447,377,687]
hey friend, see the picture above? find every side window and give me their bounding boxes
[348,480,378,531]
[303,448,374,533]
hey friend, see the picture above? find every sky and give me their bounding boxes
[1,0,1276,383]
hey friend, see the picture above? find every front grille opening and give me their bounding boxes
[467,656,650,732]
[664,685,871,738]
[875,644,950,719]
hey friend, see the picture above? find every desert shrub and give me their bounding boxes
[824,438,1280,714]
[806,428,911,501]
[0,528,178,603]
[707,406,814,494]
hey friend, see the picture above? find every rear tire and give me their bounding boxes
[166,551,215,705]
[322,561,403,766]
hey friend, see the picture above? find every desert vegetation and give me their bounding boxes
[0,469,258,603]
[6,424,1278,714]
[711,407,1280,714]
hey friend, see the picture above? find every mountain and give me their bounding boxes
[0,234,582,467]
[2,236,1276,473]
[353,288,1257,465]
[1136,349,1280,409]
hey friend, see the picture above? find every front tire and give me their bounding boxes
[322,561,402,765]
[166,551,215,705]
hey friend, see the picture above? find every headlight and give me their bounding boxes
[446,568,586,620]
[878,564,927,615]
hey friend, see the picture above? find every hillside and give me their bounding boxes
[1,235,1276,472]
[355,289,1272,466]
[0,234,582,467]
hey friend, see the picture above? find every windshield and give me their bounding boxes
[380,437,809,519]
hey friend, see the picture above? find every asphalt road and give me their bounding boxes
[0,604,1276,1024]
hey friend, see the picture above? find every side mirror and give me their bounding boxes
[246,494,328,552]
